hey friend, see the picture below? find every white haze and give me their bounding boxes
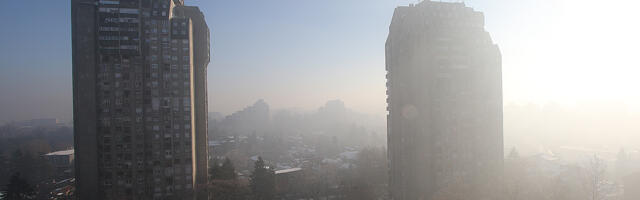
[457,0,640,155]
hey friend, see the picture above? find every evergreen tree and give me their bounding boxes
[209,159,220,181]
[219,157,237,180]
[3,172,35,199]
[250,157,275,200]
[10,149,52,186]
[211,157,237,180]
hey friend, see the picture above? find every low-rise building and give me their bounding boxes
[43,149,74,177]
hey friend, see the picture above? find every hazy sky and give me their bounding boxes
[1,0,639,124]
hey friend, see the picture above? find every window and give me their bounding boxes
[102,118,111,127]
[152,98,160,110]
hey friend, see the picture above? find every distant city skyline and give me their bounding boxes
[2,0,640,124]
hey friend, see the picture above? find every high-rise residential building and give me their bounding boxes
[385,1,503,199]
[71,0,210,199]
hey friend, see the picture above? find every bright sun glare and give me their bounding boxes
[503,0,640,108]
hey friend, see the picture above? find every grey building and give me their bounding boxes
[385,1,503,199]
[43,149,75,178]
[71,0,210,199]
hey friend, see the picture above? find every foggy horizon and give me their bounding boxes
[3,0,640,157]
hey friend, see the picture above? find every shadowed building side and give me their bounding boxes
[71,0,210,199]
[71,0,100,198]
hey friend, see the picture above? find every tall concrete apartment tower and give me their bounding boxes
[386,1,502,199]
[71,0,210,199]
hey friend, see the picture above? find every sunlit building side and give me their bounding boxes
[386,1,503,199]
[71,0,209,199]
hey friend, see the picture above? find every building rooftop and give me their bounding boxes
[45,149,74,156]
[275,168,302,175]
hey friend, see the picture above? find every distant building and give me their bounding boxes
[214,100,270,137]
[386,1,503,199]
[43,149,75,177]
[71,0,210,199]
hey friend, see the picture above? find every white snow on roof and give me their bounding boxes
[45,149,74,156]
[208,140,222,146]
[275,168,301,174]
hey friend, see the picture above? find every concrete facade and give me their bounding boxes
[385,1,503,199]
[71,0,209,199]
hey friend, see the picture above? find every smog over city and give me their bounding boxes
[0,0,639,199]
